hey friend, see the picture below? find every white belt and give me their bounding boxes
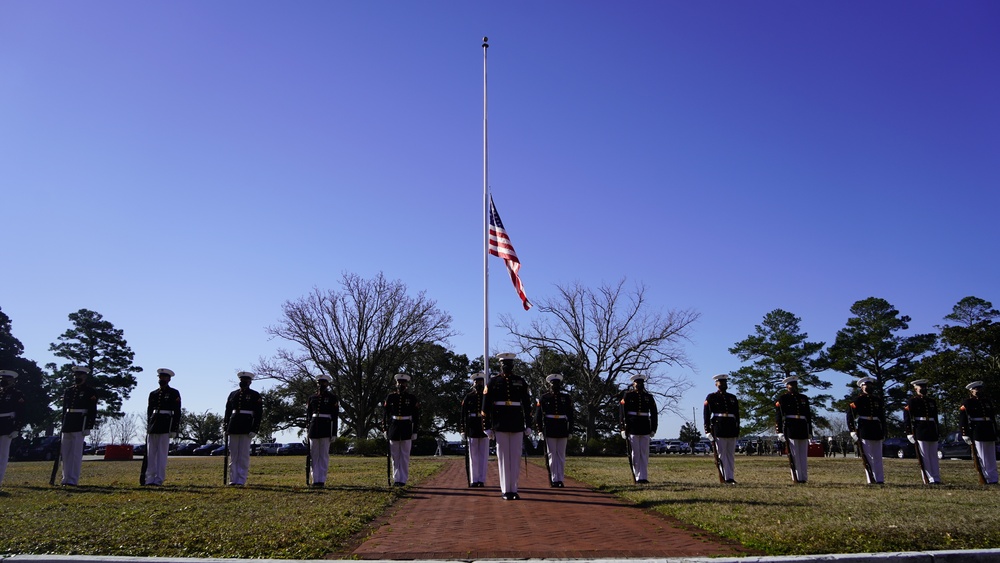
[626,411,650,416]
[785,414,806,419]
[312,414,332,419]
[468,413,480,417]
[970,417,992,421]
[237,410,255,415]
[392,415,412,420]
[712,413,735,417]
[155,410,173,415]
[68,409,88,414]
[545,414,566,419]
[495,401,521,406]
[856,416,879,421]
[914,417,932,421]
[0,412,14,418]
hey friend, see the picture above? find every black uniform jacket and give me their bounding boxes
[383,391,420,441]
[703,391,740,438]
[0,385,25,436]
[482,374,532,433]
[225,388,263,435]
[619,389,657,436]
[534,391,574,439]
[960,396,998,442]
[847,392,885,441]
[461,390,487,439]
[306,390,339,439]
[61,384,98,433]
[147,385,182,434]
[775,391,811,440]
[904,395,940,442]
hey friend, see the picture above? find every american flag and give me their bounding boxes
[489,195,531,310]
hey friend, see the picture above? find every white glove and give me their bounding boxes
[705,433,713,441]
[620,430,627,439]
[850,432,858,441]
[170,432,177,439]
[249,432,256,439]
[485,430,495,440]
[523,428,532,437]
[777,433,784,441]
[907,435,915,444]
[382,431,388,439]
[411,433,417,441]
[460,433,466,439]
[963,436,973,445]
[83,429,91,437]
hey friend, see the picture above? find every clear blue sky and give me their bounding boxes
[3,2,998,441]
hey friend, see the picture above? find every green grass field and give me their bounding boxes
[1,453,998,558]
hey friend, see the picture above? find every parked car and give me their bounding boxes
[441,441,466,455]
[210,445,227,456]
[938,432,973,460]
[277,443,309,455]
[13,436,61,461]
[192,443,220,456]
[665,440,691,454]
[256,443,282,456]
[650,439,668,454]
[171,443,199,456]
[882,437,917,459]
[693,441,711,454]
[133,443,147,456]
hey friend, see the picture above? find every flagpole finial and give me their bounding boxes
[483,37,489,48]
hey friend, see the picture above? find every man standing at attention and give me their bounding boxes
[960,381,998,485]
[0,369,25,487]
[144,368,181,486]
[904,379,942,484]
[461,372,488,487]
[535,373,574,487]
[775,376,812,483]
[620,374,657,484]
[306,373,339,488]
[60,365,98,486]
[847,377,885,484]
[703,373,740,484]
[482,352,532,500]
[383,373,420,486]
[225,371,263,486]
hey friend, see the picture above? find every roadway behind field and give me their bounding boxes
[348,458,758,559]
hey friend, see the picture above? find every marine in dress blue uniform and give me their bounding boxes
[620,374,657,483]
[775,376,812,483]
[306,373,339,488]
[383,373,420,486]
[703,373,740,484]
[145,368,181,486]
[847,377,885,484]
[60,366,98,486]
[461,372,488,487]
[959,381,999,484]
[903,379,942,484]
[534,373,574,487]
[482,353,532,500]
[224,371,263,486]
[0,370,26,487]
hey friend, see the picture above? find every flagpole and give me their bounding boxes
[482,36,490,386]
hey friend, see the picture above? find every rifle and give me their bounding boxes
[623,430,636,483]
[710,434,725,484]
[385,434,392,487]
[463,435,471,487]
[222,431,229,486]
[540,431,552,485]
[777,405,798,483]
[522,434,528,477]
[49,434,62,486]
[306,442,312,487]
[970,438,987,485]
[139,434,149,486]
[911,436,929,485]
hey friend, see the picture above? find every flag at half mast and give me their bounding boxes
[489,194,531,310]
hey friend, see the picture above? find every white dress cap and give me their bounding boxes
[545,373,564,383]
[857,377,874,387]
[237,371,254,380]
[496,352,516,361]
[0,369,17,379]
[72,365,90,374]
[470,372,486,382]
[317,373,332,383]
[712,374,728,382]
[966,381,984,390]
[394,373,411,382]
[157,368,175,377]
[781,376,799,385]
[629,374,648,382]
[910,379,928,387]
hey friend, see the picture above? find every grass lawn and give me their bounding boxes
[567,454,1000,555]
[0,455,443,558]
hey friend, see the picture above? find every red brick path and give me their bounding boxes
[350,458,753,559]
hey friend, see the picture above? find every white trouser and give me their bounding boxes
[389,439,411,484]
[61,431,86,485]
[715,437,737,481]
[495,431,522,494]
[310,438,330,484]
[468,437,489,484]
[859,439,884,483]
[916,440,941,483]
[228,434,252,485]
[545,436,568,483]
[0,434,11,486]
[145,433,170,485]
[629,434,650,481]
[975,440,999,484]
[787,438,809,482]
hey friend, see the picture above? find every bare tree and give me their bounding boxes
[89,419,108,448]
[257,272,455,439]
[107,412,140,445]
[501,279,699,442]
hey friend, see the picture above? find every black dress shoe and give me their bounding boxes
[725,479,737,485]
[637,479,649,484]
[556,481,564,487]
[511,492,520,500]
[501,492,511,500]
[393,481,406,487]
[549,481,557,487]
[312,482,324,488]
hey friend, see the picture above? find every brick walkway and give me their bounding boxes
[350,458,754,559]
